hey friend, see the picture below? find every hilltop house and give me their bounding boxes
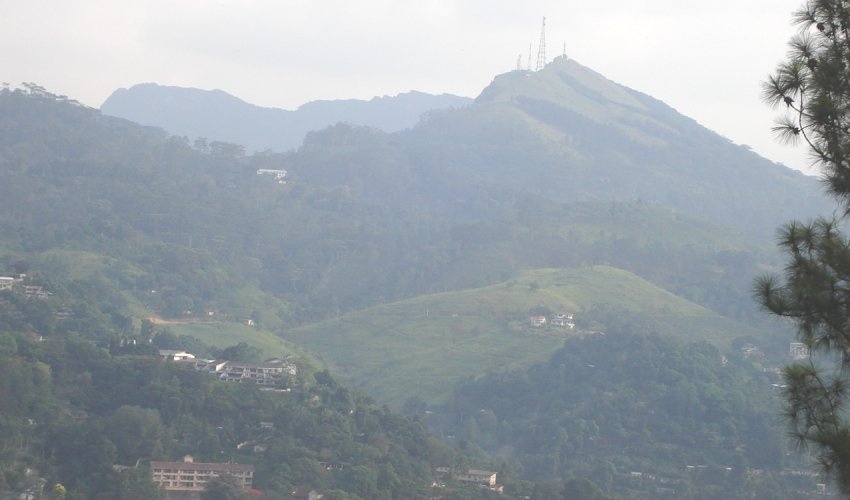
[158,350,196,362]
[22,285,48,300]
[0,276,14,290]
[256,169,288,184]
[550,312,575,329]
[0,276,48,299]
[530,313,576,329]
[0,274,26,291]
[150,455,253,494]
[530,315,547,327]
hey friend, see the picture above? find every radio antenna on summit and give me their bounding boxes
[535,17,547,71]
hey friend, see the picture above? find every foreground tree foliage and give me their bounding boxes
[757,0,850,492]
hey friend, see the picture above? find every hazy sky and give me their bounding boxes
[2,0,816,173]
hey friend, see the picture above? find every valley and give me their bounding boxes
[0,54,834,498]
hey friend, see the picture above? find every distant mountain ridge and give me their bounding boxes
[100,83,472,152]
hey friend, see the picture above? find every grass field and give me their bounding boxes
[283,266,757,407]
[157,321,305,360]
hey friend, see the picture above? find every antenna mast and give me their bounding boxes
[528,43,533,71]
[535,17,547,71]
[516,54,523,71]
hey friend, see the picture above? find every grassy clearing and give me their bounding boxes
[284,265,754,407]
[160,320,307,361]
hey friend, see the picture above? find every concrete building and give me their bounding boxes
[456,469,498,487]
[195,358,296,387]
[150,455,253,494]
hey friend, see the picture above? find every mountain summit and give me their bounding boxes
[398,56,831,235]
[478,56,677,145]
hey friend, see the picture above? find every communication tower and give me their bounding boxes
[535,17,547,71]
[517,54,523,71]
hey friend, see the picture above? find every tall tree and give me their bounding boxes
[200,474,246,500]
[757,0,850,493]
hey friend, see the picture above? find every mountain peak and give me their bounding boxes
[477,56,646,112]
[471,56,678,149]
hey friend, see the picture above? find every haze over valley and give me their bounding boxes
[0,6,842,497]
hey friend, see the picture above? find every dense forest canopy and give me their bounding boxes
[436,332,817,498]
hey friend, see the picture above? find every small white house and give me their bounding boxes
[159,350,196,361]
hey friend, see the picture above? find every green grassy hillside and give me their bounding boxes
[283,266,761,407]
[159,320,307,361]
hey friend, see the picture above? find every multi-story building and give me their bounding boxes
[456,469,497,487]
[195,358,297,387]
[150,455,253,494]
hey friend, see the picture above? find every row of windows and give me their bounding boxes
[153,469,252,476]
[154,479,252,489]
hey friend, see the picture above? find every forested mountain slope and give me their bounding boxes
[0,300,459,499]
[0,78,808,396]
[436,331,818,498]
[104,58,833,238]
[0,62,834,497]
[401,57,831,236]
[0,83,789,328]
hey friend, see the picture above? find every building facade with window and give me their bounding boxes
[150,455,253,493]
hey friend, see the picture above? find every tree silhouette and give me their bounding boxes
[757,0,850,493]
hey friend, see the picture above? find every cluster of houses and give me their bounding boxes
[0,274,49,299]
[159,350,297,388]
[148,446,501,497]
[742,342,811,362]
[256,168,288,184]
[529,312,575,329]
